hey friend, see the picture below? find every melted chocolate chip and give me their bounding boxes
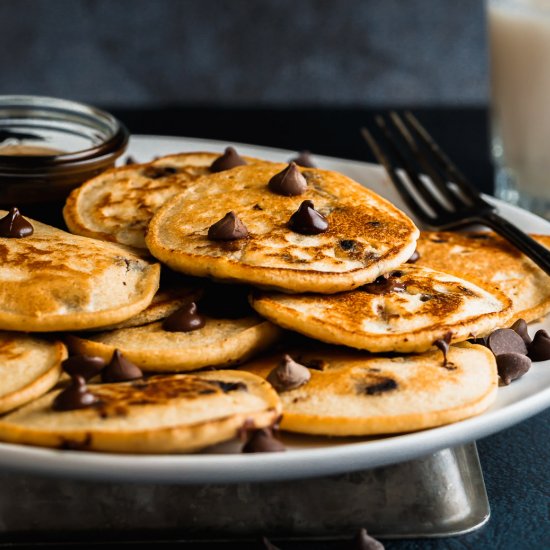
[497,353,532,385]
[527,329,550,362]
[340,239,356,251]
[419,294,432,302]
[101,350,143,383]
[142,165,178,179]
[208,211,249,241]
[361,377,398,395]
[288,200,329,235]
[267,354,311,392]
[362,274,406,295]
[162,302,205,332]
[210,146,247,172]
[268,163,308,196]
[487,328,528,356]
[434,332,453,367]
[354,528,385,550]
[289,150,316,168]
[52,376,100,411]
[510,319,532,345]
[242,428,286,453]
[62,355,107,381]
[0,207,34,238]
[407,249,420,263]
[209,380,248,393]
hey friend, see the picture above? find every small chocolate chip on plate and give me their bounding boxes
[510,318,532,345]
[527,329,550,362]
[288,200,328,235]
[162,302,205,332]
[487,328,528,356]
[267,162,307,196]
[267,354,311,392]
[242,428,286,453]
[406,249,420,263]
[496,353,531,385]
[52,376,100,411]
[0,207,34,238]
[210,146,247,172]
[289,150,316,168]
[208,211,249,241]
[354,528,385,550]
[62,355,107,381]
[101,350,143,383]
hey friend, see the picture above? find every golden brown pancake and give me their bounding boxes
[415,231,550,323]
[63,152,272,250]
[67,316,282,372]
[146,164,419,293]
[0,332,66,415]
[0,371,281,453]
[0,212,160,332]
[250,265,512,353]
[242,342,497,436]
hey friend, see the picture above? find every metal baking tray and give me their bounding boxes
[0,443,489,544]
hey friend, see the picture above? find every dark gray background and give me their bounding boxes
[0,0,488,107]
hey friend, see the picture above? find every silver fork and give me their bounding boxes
[361,111,550,276]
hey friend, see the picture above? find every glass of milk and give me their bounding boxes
[488,0,550,219]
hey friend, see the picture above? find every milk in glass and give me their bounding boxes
[489,0,550,218]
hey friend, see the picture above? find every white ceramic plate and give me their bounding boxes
[1,135,549,484]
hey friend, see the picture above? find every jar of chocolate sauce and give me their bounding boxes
[0,95,129,227]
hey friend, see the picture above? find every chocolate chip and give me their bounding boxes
[510,318,532,345]
[340,239,356,251]
[52,376,100,411]
[210,146,247,172]
[288,200,329,235]
[242,428,286,453]
[267,354,311,392]
[268,163,308,196]
[125,155,137,165]
[527,329,550,362]
[289,150,316,168]
[420,294,432,302]
[354,528,385,550]
[407,249,420,263]
[0,207,34,238]
[162,302,205,332]
[208,211,248,241]
[142,165,178,179]
[487,328,528,356]
[362,274,406,295]
[434,331,453,367]
[101,350,143,383]
[496,353,531,385]
[361,377,398,395]
[467,233,490,240]
[62,355,107,381]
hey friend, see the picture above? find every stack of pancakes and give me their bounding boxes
[0,150,548,453]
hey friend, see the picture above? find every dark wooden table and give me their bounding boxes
[7,107,549,550]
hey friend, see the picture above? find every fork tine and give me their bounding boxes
[389,112,465,211]
[360,127,431,221]
[373,116,450,218]
[403,111,485,205]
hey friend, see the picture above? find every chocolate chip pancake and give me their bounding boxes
[250,265,512,353]
[63,151,271,250]
[242,343,497,436]
[415,231,550,323]
[0,332,66,414]
[0,211,160,332]
[67,316,282,372]
[145,164,419,293]
[0,371,281,453]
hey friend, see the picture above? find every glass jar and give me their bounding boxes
[0,95,129,225]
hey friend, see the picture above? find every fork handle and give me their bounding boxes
[477,211,550,276]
